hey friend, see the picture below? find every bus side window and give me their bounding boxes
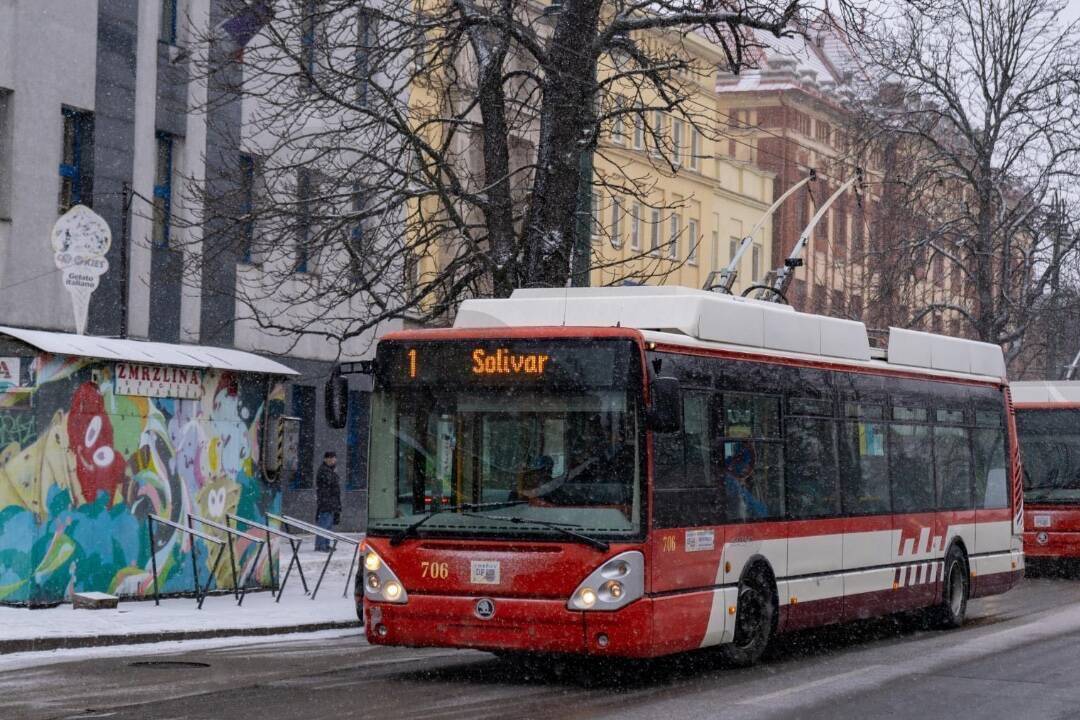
[889,419,934,513]
[653,389,721,527]
[838,417,890,515]
[719,393,784,521]
[785,415,840,518]
[934,414,974,510]
[973,407,1007,509]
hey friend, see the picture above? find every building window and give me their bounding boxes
[301,0,319,83]
[350,182,365,274]
[238,154,256,263]
[290,385,316,489]
[729,237,739,264]
[357,8,376,107]
[591,191,601,243]
[0,89,11,218]
[631,203,642,250]
[612,97,626,145]
[650,209,660,254]
[404,249,420,291]
[346,390,369,490]
[687,218,699,265]
[296,168,313,272]
[668,212,681,259]
[59,107,94,213]
[152,133,174,246]
[610,196,622,248]
[650,110,663,156]
[633,112,644,150]
[752,243,762,280]
[161,0,179,45]
[690,127,701,170]
[672,118,684,165]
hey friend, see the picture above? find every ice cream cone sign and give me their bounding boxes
[52,205,111,335]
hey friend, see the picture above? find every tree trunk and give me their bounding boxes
[522,0,603,288]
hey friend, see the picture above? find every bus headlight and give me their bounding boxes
[567,551,644,611]
[358,548,408,604]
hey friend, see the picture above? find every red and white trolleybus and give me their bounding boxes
[359,287,1024,662]
[1012,381,1080,567]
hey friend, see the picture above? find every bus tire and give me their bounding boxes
[720,563,777,667]
[931,545,970,629]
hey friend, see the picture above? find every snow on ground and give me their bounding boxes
[0,536,361,645]
[0,629,361,673]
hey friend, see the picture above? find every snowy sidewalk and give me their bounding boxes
[0,536,363,654]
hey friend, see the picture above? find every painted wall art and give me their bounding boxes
[0,353,285,605]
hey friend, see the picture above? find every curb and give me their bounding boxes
[0,620,363,655]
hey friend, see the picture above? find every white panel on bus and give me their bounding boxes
[697,297,766,349]
[763,306,821,356]
[819,316,872,362]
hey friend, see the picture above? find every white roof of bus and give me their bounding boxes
[1011,381,1080,405]
[454,287,1007,380]
[0,326,298,376]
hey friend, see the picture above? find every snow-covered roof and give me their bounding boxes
[1011,381,1080,406]
[454,286,1007,380]
[0,326,298,376]
[716,22,855,98]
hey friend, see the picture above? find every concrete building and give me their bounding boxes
[0,0,389,529]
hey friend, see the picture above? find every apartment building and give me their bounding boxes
[591,30,776,293]
[0,0,390,528]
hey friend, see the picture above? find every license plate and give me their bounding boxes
[1033,514,1051,528]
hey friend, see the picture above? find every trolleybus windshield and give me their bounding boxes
[366,338,643,539]
[1017,408,1080,503]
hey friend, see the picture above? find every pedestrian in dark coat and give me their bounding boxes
[315,451,342,551]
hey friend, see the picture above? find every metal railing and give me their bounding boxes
[147,514,226,609]
[228,513,310,602]
[187,514,267,606]
[265,512,361,600]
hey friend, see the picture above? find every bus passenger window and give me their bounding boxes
[653,390,721,527]
[838,420,889,515]
[934,425,973,509]
[973,425,1007,509]
[889,424,934,512]
[785,417,839,518]
[720,393,783,521]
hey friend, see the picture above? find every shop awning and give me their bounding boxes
[0,326,298,376]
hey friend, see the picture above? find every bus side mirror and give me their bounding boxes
[325,373,348,429]
[648,377,681,433]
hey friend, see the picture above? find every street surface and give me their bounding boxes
[5,578,1080,720]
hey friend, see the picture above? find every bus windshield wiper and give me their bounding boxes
[388,500,529,545]
[458,512,610,552]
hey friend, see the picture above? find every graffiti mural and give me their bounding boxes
[0,353,284,605]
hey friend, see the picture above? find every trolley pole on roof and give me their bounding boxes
[749,167,864,304]
[704,169,816,295]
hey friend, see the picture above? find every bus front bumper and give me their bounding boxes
[364,594,654,657]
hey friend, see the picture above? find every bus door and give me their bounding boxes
[972,403,1012,590]
[649,390,727,653]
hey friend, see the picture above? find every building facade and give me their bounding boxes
[0,0,386,530]
[591,31,775,293]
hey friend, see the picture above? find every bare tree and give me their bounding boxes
[179,0,890,347]
[851,0,1080,363]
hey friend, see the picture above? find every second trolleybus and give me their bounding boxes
[1012,381,1080,569]
[357,286,1024,662]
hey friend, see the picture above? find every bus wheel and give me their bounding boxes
[721,564,776,667]
[932,545,970,629]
